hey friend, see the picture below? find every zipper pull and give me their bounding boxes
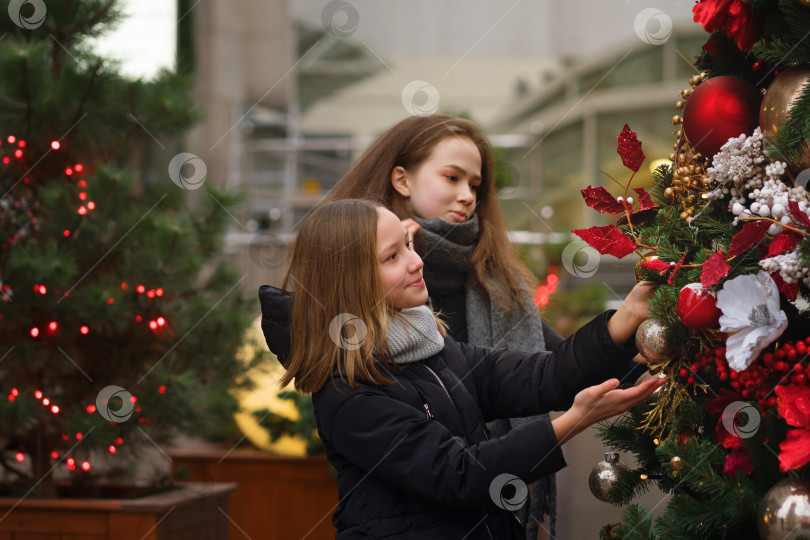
[423,403,434,420]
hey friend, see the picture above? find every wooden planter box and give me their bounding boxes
[0,482,236,540]
[170,449,338,540]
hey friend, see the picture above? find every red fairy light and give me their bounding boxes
[65,167,73,176]
[79,192,86,201]
[38,285,46,294]
[11,388,18,397]
[34,391,42,400]
[108,446,116,454]
[50,451,58,459]
[136,285,145,294]
[78,206,87,215]
[63,230,70,237]
[80,326,89,334]
[158,385,166,394]
[75,432,82,440]
[147,289,155,298]
[135,315,142,322]
[121,283,128,290]
[149,320,158,330]
[30,327,39,337]
[77,180,86,188]
[81,461,90,471]
[62,434,69,441]
[66,462,75,471]
[115,437,123,445]
[51,405,59,414]
[74,163,83,172]
[86,405,95,413]
[157,317,165,326]
[51,141,60,150]
[18,140,25,148]
[156,288,164,296]
[7,135,16,143]
[48,321,57,331]
[15,453,23,462]
[107,298,114,304]
[130,396,137,403]
[42,398,49,405]
[8,394,15,402]
[14,149,22,158]
[87,201,95,210]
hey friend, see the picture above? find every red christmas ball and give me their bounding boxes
[682,76,762,159]
[677,283,722,328]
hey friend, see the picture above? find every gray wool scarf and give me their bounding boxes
[374,306,445,365]
[414,214,556,539]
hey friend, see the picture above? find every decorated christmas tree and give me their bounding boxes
[0,1,261,497]
[569,1,810,538]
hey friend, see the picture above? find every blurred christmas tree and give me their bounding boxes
[0,0,262,497]
[567,1,810,538]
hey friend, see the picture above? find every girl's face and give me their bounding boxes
[376,207,428,309]
[391,136,483,223]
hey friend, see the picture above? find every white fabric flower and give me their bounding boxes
[716,271,788,372]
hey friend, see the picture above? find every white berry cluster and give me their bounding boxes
[759,250,810,287]
[706,128,767,202]
[705,128,810,232]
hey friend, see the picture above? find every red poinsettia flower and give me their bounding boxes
[693,0,762,52]
[779,429,810,472]
[776,385,810,428]
[723,451,753,476]
[775,386,810,471]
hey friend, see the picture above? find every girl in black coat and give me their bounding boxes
[272,199,663,540]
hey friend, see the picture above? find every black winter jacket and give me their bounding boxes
[258,285,644,539]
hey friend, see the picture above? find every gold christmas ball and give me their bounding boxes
[670,456,683,471]
[760,65,810,170]
[635,318,671,363]
[589,451,630,504]
[759,478,810,539]
[664,187,674,199]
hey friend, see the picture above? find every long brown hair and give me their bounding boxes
[280,199,445,394]
[327,114,536,306]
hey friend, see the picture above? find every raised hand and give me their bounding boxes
[552,376,665,445]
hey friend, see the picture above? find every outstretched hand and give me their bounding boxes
[552,376,665,445]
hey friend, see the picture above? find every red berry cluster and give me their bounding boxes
[680,338,810,410]
[681,346,730,385]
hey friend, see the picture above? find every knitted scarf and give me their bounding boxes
[374,306,445,365]
[414,215,556,539]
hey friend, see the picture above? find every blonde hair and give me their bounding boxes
[280,199,445,393]
[327,114,537,307]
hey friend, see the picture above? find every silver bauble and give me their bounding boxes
[759,478,810,539]
[589,451,630,504]
[635,318,670,363]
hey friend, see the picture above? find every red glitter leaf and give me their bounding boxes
[572,225,637,258]
[771,272,798,301]
[616,207,659,227]
[581,186,625,215]
[700,251,730,287]
[642,258,671,271]
[789,200,810,231]
[728,220,771,257]
[768,230,803,257]
[633,187,655,209]
[617,123,645,173]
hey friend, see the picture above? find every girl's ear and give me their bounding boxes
[390,166,411,197]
